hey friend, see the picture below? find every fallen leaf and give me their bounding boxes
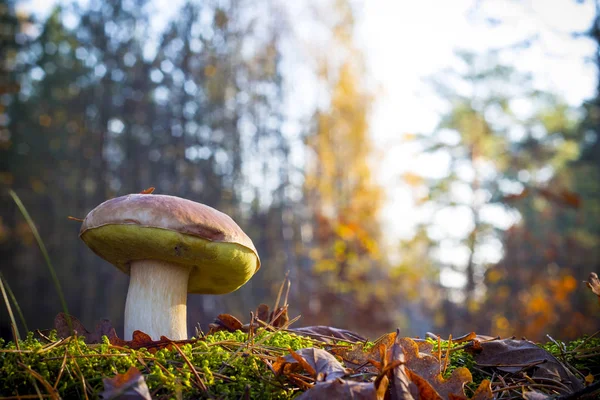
[331,332,397,371]
[101,366,151,400]
[390,338,417,400]
[54,313,119,344]
[270,306,289,327]
[109,330,198,353]
[276,347,349,382]
[470,379,494,400]
[208,314,244,334]
[256,303,270,322]
[375,374,391,400]
[405,369,443,400]
[291,326,367,344]
[295,379,376,400]
[452,332,477,344]
[448,379,494,400]
[289,348,319,378]
[91,319,120,343]
[474,339,583,392]
[392,337,473,399]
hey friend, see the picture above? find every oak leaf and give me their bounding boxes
[110,330,197,353]
[54,313,119,344]
[392,337,472,399]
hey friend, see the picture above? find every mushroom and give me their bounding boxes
[79,193,260,340]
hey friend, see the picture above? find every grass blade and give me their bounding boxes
[8,189,72,334]
[0,271,29,334]
[0,274,20,341]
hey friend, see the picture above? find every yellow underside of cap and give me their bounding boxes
[81,224,259,294]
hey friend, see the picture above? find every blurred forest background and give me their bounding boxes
[1,0,599,342]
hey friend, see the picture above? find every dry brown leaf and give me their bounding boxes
[109,330,197,353]
[280,347,349,382]
[101,366,151,400]
[54,313,119,344]
[375,374,390,400]
[291,326,366,343]
[474,339,583,392]
[393,337,473,399]
[295,379,376,400]
[390,339,417,400]
[470,379,494,400]
[270,306,289,327]
[208,313,244,334]
[406,368,443,400]
[54,313,87,339]
[256,303,270,322]
[449,379,494,400]
[331,332,397,371]
[452,332,477,344]
[288,348,318,378]
[273,356,304,377]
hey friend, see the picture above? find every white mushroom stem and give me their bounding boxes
[124,259,190,340]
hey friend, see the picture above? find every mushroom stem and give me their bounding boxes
[124,260,190,340]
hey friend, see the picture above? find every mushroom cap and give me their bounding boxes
[80,193,260,294]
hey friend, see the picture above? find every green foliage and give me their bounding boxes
[0,330,317,399]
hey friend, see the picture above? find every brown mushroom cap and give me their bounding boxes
[80,193,260,294]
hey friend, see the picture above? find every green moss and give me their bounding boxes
[0,330,317,399]
[539,336,600,378]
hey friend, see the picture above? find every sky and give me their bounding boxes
[16,0,598,283]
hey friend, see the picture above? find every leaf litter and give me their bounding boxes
[3,279,600,399]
